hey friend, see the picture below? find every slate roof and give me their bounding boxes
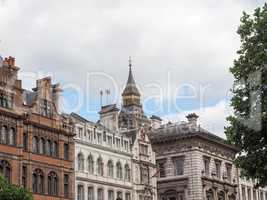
[122,66,140,97]
[148,122,238,151]
[23,90,37,106]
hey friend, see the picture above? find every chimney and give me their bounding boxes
[150,115,162,129]
[186,113,199,129]
[99,104,119,131]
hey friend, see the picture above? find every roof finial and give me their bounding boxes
[128,56,132,68]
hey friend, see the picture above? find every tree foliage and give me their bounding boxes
[225,3,267,187]
[0,175,33,200]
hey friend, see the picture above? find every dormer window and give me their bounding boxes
[40,99,52,117]
[0,93,13,109]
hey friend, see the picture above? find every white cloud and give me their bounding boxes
[163,100,233,138]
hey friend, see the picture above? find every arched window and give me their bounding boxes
[1,126,8,144]
[116,162,122,179]
[97,157,103,176]
[32,136,38,153]
[52,141,58,157]
[97,188,104,200]
[206,189,214,200]
[107,160,113,177]
[46,140,52,156]
[77,185,84,200]
[78,153,84,171]
[0,160,11,183]
[32,168,44,194]
[88,187,94,200]
[48,171,58,196]
[39,138,45,154]
[218,191,225,200]
[9,128,16,145]
[125,164,131,181]
[88,155,94,174]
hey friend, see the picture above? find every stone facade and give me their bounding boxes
[149,114,239,200]
[72,62,157,200]
[0,56,75,200]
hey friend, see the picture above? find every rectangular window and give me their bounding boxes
[0,93,13,109]
[87,130,91,141]
[78,127,83,138]
[156,160,166,178]
[124,141,129,151]
[107,136,112,147]
[141,165,149,184]
[40,99,52,117]
[97,133,102,144]
[64,143,69,160]
[140,144,148,155]
[126,193,131,200]
[116,138,120,148]
[88,187,94,200]
[226,163,232,182]
[215,160,221,179]
[108,190,114,200]
[64,174,69,197]
[23,133,28,150]
[77,185,84,200]
[203,157,210,176]
[173,157,184,176]
[97,188,103,200]
[22,165,27,188]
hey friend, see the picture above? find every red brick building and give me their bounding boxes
[0,56,75,200]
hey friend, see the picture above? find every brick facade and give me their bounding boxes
[0,56,75,200]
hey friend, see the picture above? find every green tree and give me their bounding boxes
[225,3,267,187]
[0,175,33,200]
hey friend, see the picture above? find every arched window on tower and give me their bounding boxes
[78,153,85,171]
[0,160,11,183]
[107,160,113,177]
[48,171,58,196]
[32,168,44,194]
[88,155,94,174]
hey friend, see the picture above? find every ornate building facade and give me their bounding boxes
[72,62,157,200]
[149,114,239,200]
[0,56,75,200]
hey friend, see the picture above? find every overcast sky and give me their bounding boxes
[0,0,265,137]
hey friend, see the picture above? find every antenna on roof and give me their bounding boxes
[100,90,103,107]
[105,89,110,105]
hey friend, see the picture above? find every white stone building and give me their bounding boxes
[72,61,157,200]
[72,112,133,200]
